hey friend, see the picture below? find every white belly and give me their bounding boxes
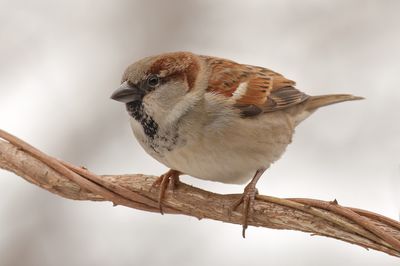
[162,143,264,184]
[131,110,296,185]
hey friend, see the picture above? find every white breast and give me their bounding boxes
[129,94,301,185]
[153,111,294,184]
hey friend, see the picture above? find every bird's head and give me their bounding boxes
[111,52,205,125]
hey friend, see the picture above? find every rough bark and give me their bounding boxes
[1,129,400,257]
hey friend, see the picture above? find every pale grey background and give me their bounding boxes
[1,0,399,265]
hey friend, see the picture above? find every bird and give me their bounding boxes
[110,51,363,237]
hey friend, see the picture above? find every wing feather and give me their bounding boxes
[202,56,309,116]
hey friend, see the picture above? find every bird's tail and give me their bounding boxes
[305,94,364,111]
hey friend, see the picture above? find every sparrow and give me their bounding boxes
[110,51,363,237]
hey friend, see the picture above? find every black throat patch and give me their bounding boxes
[126,101,158,139]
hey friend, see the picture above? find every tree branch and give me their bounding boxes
[1,129,400,257]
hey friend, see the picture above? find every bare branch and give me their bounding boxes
[1,129,400,257]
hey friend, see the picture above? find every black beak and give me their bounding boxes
[110,81,143,103]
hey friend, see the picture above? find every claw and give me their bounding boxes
[229,167,267,238]
[151,169,181,214]
[230,186,258,238]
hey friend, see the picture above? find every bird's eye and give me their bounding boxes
[147,75,160,88]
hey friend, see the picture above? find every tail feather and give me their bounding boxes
[305,94,364,111]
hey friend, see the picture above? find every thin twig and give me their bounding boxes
[0,129,399,258]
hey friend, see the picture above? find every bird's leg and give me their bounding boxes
[230,167,267,238]
[151,169,181,214]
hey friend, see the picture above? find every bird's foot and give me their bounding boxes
[151,169,181,214]
[230,184,259,238]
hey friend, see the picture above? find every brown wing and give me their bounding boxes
[202,56,309,117]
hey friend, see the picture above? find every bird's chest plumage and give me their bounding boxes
[127,102,181,158]
[128,101,295,185]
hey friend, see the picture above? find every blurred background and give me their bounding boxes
[1,0,400,265]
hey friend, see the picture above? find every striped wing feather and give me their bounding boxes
[202,56,309,116]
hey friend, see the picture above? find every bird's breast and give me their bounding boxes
[129,117,181,159]
[126,102,159,140]
[130,105,296,185]
[162,111,295,184]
